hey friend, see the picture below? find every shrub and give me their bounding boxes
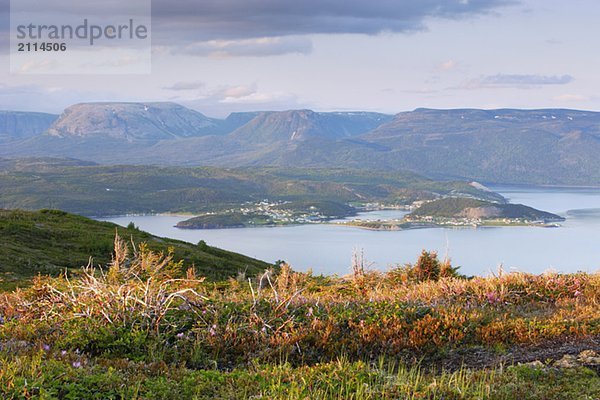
[388,250,461,283]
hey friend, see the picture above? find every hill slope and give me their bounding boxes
[360,108,600,184]
[0,209,269,285]
[0,158,503,216]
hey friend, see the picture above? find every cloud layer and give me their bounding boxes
[150,0,515,55]
[0,0,516,56]
[481,74,573,86]
[457,73,575,90]
[151,0,514,39]
[171,36,313,58]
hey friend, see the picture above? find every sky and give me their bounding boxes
[1,0,599,117]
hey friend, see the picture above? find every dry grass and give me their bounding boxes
[0,236,598,371]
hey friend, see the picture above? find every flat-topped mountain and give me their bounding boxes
[46,102,228,141]
[0,111,57,142]
[368,108,600,134]
[366,108,600,143]
[228,110,392,143]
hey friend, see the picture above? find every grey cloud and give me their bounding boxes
[151,0,516,41]
[481,74,573,86]
[1,0,148,19]
[0,0,148,49]
[0,0,517,56]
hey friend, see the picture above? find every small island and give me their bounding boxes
[345,197,565,231]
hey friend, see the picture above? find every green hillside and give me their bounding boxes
[0,158,503,217]
[0,209,269,289]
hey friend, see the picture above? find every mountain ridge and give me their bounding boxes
[2,103,600,185]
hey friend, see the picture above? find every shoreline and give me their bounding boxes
[488,182,600,190]
[335,219,563,231]
[96,213,564,232]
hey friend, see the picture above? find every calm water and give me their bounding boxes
[100,186,600,276]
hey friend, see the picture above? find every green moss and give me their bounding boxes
[1,354,598,400]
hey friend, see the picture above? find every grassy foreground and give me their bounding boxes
[0,240,599,399]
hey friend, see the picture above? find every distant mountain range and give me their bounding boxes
[0,111,57,142]
[2,102,600,185]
